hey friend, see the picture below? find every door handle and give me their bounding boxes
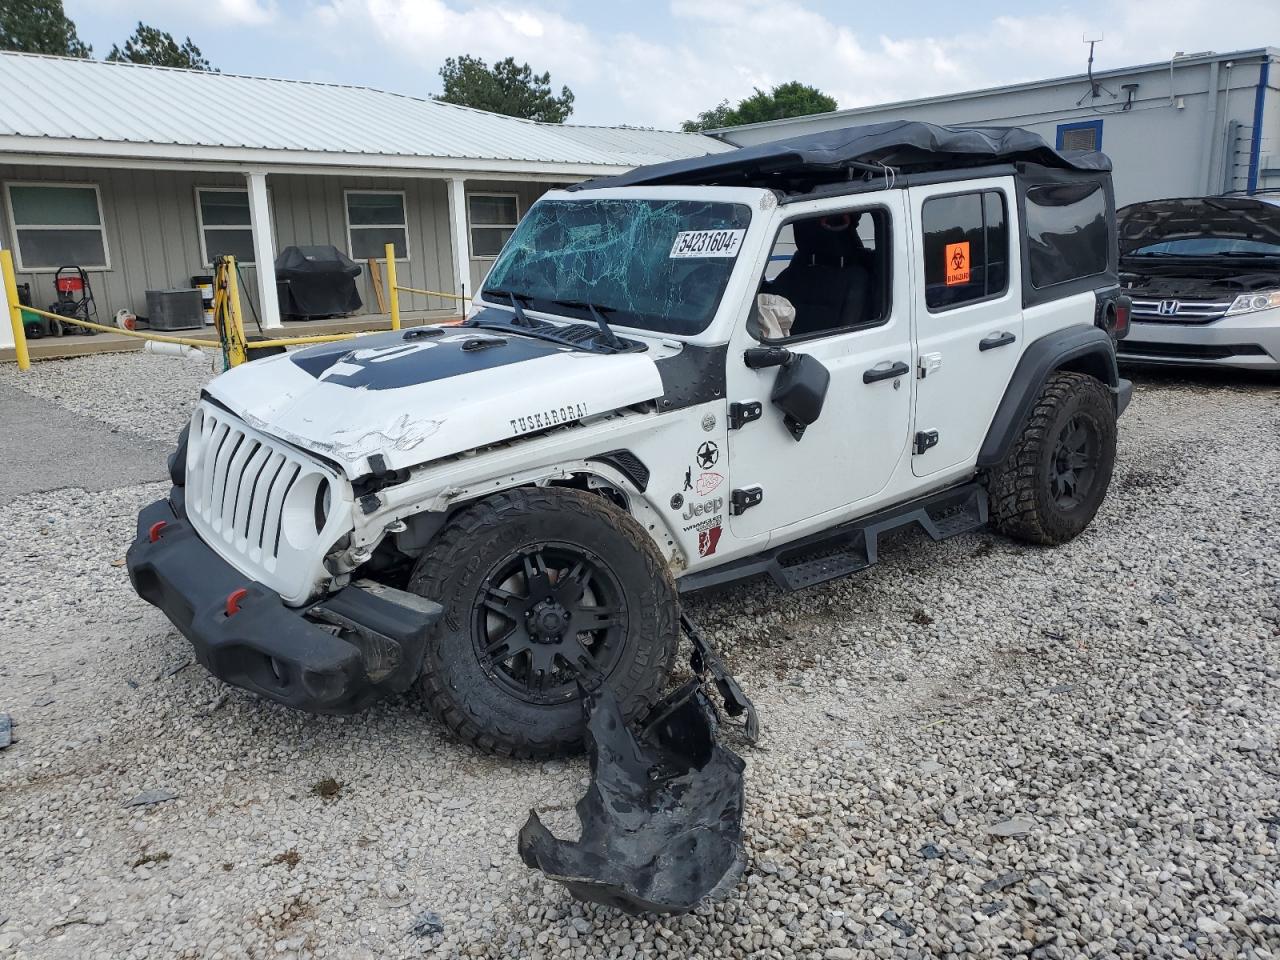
[979,331,1016,351]
[863,361,910,383]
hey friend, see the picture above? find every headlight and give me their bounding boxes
[1225,290,1280,316]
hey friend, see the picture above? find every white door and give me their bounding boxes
[725,193,914,540]
[907,178,1023,477]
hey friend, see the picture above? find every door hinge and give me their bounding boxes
[728,400,763,430]
[914,430,939,455]
[730,486,763,515]
[918,352,943,379]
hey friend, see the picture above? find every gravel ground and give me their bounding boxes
[0,355,1277,960]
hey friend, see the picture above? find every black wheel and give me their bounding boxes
[407,486,679,759]
[989,371,1116,546]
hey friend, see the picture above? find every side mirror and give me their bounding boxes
[770,353,830,441]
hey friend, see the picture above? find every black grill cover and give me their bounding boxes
[275,245,363,320]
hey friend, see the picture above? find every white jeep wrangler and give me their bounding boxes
[128,122,1132,758]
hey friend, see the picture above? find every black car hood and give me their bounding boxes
[1118,197,1280,255]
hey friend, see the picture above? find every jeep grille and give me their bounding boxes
[185,402,348,604]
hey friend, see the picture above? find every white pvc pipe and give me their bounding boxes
[144,341,209,361]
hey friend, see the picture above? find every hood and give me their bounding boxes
[204,327,666,479]
[1118,197,1280,255]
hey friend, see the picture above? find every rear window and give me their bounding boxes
[921,190,1009,310]
[1025,182,1109,288]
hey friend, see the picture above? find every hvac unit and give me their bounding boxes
[145,288,205,331]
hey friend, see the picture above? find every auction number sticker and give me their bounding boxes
[669,229,746,258]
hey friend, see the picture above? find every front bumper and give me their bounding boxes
[1118,311,1280,370]
[127,497,443,713]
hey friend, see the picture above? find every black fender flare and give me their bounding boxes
[977,325,1122,469]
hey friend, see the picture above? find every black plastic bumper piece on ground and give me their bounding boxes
[518,679,747,915]
[126,497,442,714]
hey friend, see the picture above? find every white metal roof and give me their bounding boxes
[711,46,1280,139]
[0,52,730,174]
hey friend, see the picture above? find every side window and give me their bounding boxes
[6,182,109,271]
[345,191,409,260]
[1024,181,1108,288]
[197,188,255,266]
[469,194,520,258]
[756,208,890,341]
[921,190,1008,310]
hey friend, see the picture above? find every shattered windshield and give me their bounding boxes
[482,198,753,336]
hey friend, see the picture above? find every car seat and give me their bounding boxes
[767,214,874,337]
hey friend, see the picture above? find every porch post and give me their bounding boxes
[0,239,14,350]
[446,177,470,308]
[246,171,281,329]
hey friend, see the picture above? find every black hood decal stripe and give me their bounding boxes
[290,328,566,391]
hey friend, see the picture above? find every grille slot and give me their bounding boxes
[1117,340,1268,360]
[1129,298,1233,325]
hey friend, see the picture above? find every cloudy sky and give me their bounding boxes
[66,0,1280,129]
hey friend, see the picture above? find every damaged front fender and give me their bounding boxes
[518,680,747,916]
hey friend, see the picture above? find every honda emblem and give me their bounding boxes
[1157,299,1180,316]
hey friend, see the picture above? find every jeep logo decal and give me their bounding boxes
[682,496,723,521]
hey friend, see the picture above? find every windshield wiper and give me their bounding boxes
[551,299,626,351]
[480,288,535,327]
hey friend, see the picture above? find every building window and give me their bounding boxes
[469,194,519,258]
[1024,181,1109,288]
[1056,120,1103,152]
[196,188,256,266]
[921,190,1009,311]
[5,182,109,271]
[345,190,408,260]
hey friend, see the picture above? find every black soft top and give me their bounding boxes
[573,120,1110,194]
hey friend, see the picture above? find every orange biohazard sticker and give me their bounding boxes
[945,241,971,286]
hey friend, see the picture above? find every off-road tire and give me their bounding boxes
[407,486,679,759]
[989,371,1116,546]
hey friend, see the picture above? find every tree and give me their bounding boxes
[435,55,574,123]
[107,22,214,70]
[681,100,735,133]
[0,0,91,57]
[682,81,837,131]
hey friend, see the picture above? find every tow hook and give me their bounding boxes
[224,588,248,617]
[517,614,758,915]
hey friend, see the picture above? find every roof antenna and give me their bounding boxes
[1076,33,1116,105]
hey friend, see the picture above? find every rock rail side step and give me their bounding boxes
[679,482,988,594]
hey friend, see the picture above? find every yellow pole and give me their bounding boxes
[1,249,30,371]
[224,256,249,367]
[12,304,212,346]
[385,242,400,331]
